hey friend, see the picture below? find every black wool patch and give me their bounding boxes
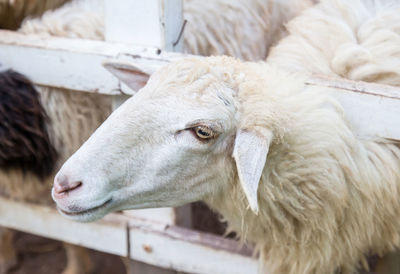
[0,69,58,179]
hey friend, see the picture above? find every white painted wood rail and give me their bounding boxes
[305,76,400,141]
[0,30,184,95]
[0,197,258,274]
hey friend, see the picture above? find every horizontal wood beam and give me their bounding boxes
[0,30,186,95]
[0,197,258,274]
[0,197,128,256]
[306,76,400,141]
[127,217,256,274]
[306,75,400,100]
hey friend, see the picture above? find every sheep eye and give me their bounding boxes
[193,126,214,140]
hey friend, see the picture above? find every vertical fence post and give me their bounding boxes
[105,0,183,51]
[104,1,184,272]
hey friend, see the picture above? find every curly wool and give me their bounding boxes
[268,0,400,86]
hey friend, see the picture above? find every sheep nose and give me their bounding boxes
[53,175,82,197]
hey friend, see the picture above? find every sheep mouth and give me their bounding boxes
[58,198,113,216]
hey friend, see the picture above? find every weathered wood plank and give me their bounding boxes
[123,208,177,225]
[306,76,400,140]
[128,220,257,274]
[0,197,128,256]
[0,197,258,274]
[0,30,183,58]
[306,75,400,100]
[0,30,185,95]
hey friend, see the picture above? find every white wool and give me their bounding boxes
[268,0,400,85]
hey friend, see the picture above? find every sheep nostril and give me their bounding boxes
[53,175,82,195]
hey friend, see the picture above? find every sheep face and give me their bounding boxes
[53,57,272,222]
[52,59,241,221]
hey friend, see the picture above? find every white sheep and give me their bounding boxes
[1,0,312,273]
[52,0,400,273]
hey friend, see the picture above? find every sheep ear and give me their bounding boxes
[103,60,153,92]
[233,128,272,214]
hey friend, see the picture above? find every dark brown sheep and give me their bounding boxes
[0,70,57,179]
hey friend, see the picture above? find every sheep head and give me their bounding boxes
[52,56,275,221]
